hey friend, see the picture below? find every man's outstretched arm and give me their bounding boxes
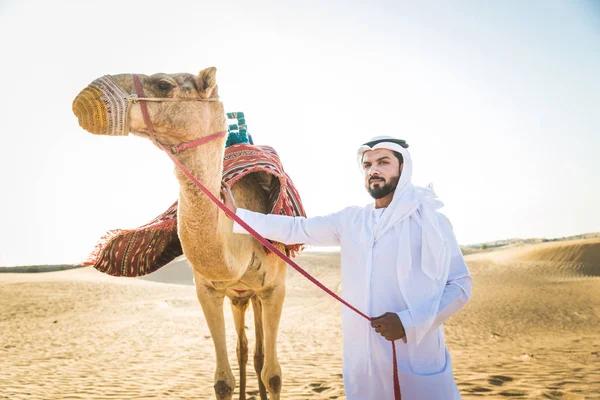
[221,181,342,247]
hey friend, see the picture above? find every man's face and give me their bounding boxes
[361,148,403,199]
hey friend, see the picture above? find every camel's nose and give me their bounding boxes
[72,76,130,136]
[72,84,109,135]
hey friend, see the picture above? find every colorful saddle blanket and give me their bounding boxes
[84,144,306,277]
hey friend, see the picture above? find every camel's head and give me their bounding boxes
[72,67,224,145]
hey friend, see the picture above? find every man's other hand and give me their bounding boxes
[371,312,406,341]
[220,181,237,215]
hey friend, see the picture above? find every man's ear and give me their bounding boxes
[197,67,218,99]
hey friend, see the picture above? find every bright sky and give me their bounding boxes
[1,0,599,266]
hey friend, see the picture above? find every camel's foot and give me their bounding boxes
[269,375,281,394]
[261,366,282,400]
[214,380,234,400]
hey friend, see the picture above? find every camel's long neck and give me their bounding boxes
[176,139,225,236]
[174,106,235,280]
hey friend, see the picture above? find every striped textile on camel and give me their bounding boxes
[84,144,306,277]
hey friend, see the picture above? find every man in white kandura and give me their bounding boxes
[220,136,472,399]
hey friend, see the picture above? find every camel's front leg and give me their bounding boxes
[258,283,285,400]
[196,283,235,400]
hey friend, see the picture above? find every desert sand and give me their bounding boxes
[1,239,599,399]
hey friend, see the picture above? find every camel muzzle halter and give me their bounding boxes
[72,74,226,153]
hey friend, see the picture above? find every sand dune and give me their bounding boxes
[1,241,599,399]
[450,239,600,399]
[514,239,600,277]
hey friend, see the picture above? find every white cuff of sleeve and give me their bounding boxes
[232,208,251,234]
[396,309,415,344]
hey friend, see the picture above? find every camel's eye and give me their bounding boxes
[157,80,174,91]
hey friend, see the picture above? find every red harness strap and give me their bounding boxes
[131,74,227,154]
[131,74,402,399]
[170,132,227,154]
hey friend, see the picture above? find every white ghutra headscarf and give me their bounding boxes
[358,136,452,345]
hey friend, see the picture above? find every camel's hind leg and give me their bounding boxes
[231,298,250,400]
[195,283,235,400]
[251,296,268,400]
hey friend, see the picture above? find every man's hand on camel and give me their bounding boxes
[220,181,302,258]
[220,182,237,215]
[371,312,406,341]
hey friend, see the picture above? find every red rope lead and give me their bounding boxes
[392,341,402,399]
[173,151,401,399]
[166,145,372,320]
[131,74,401,399]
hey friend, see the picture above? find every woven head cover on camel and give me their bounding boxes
[84,144,306,277]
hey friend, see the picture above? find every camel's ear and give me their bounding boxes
[197,67,217,99]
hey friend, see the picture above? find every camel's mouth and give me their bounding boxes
[72,76,130,136]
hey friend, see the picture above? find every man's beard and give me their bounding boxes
[367,175,400,199]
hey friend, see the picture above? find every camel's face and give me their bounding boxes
[72,67,221,145]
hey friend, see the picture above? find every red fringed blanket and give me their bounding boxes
[84,144,306,277]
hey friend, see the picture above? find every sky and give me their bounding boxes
[0,0,599,266]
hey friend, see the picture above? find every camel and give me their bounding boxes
[72,67,289,400]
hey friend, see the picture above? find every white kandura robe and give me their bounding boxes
[233,203,472,399]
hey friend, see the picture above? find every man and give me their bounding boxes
[220,136,472,399]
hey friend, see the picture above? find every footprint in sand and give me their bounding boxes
[542,390,564,399]
[310,382,330,393]
[468,387,493,393]
[488,375,514,386]
[498,389,528,397]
